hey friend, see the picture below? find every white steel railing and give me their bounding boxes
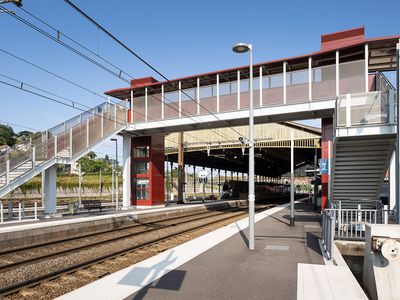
[129,60,367,125]
[0,201,39,223]
[323,206,395,241]
[321,209,335,259]
[0,101,127,190]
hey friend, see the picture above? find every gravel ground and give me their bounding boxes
[0,208,235,268]
[2,206,262,299]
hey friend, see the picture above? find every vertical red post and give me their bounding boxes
[131,135,165,207]
[321,118,333,209]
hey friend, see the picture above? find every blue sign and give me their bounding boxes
[320,159,329,174]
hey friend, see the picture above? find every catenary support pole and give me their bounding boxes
[218,169,221,195]
[193,165,196,198]
[166,158,169,206]
[177,132,184,204]
[290,130,295,226]
[170,161,174,202]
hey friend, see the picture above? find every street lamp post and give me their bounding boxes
[111,138,118,211]
[233,43,255,250]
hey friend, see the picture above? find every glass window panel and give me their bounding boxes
[212,85,218,96]
[219,82,230,96]
[133,162,149,174]
[240,79,249,92]
[287,70,308,85]
[165,91,179,103]
[270,74,283,88]
[253,77,260,90]
[262,76,270,89]
[231,81,238,93]
[133,146,149,157]
[200,86,212,98]
[313,68,322,82]
[181,88,196,101]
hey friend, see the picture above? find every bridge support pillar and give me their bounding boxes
[122,134,131,209]
[43,165,57,215]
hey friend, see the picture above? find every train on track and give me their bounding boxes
[220,180,291,201]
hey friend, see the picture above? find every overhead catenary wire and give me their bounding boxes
[0,76,194,146]
[0,78,131,128]
[0,48,118,104]
[0,5,132,84]
[1,6,228,142]
[1,6,237,145]
[63,0,248,140]
[21,6,232,142]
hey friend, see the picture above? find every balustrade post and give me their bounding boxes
[18,202,21,221]
[6,160,10,185]
[216,74,220,113]
[336,50,340,96]
[237,70,241,109]
[86,119,90,147]
[308,57,312,101]
[259,66,263,107]
[162,84,165,119]
[145,87,148,122]
[130,90,134,124]
[365,44,369,92]
[54,135,58,158]
[283,61,287,104]
[69,127,73,159]
[114,104,117,130]
[32,146,36,170]
[0,202,3,223]
[196,78,200,115]
[101,110,104,138]
[34,202,38,220]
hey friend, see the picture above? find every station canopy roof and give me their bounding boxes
[105,27,400,99]
[164,121,321,177]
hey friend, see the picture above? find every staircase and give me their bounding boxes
[0,101,128,198]
[331,135,394,202]
[331,72,396,205]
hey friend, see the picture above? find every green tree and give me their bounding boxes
[87,151,97,160]
[0,125,16,147]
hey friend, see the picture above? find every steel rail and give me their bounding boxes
[0,204,273,296]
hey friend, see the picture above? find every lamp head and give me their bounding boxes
[232,43,250,53]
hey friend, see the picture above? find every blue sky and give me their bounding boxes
[0,0,399,160]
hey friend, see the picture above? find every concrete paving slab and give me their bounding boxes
[59,202,325,300]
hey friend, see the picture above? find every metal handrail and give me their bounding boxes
[0,101,127,189]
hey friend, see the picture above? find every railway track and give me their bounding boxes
[0,203,274,299]
[0,205,246,272]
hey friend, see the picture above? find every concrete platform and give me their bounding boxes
[297,263,367,300]
[58,202,341,300]
[0,199,247,250]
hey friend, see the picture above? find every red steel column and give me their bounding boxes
[321,118,333,209]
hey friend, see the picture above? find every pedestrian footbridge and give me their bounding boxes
[0,102,127,202]
[0,27,399,212]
